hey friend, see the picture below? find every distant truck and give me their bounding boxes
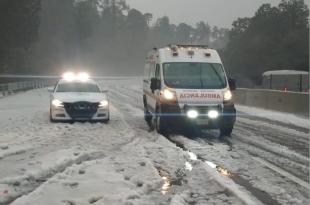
[262,70,309,92]
[143,45,236,136]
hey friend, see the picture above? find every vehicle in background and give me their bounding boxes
[262,70,309,92]
[143,45,236,136]
[49,72,109,122]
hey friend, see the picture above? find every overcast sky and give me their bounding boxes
[126,0,310,28]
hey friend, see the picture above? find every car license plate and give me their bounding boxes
[196,119,208,125]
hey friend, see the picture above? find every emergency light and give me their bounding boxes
[62,72,75,82]
[188,50,195,56]
[62,72,90,82]
[171,45,178,57]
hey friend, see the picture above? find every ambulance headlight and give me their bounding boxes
[187,110,199,119]
[208,110,219,119]
[99,100,109,107]
[52,99,64,107]
[224,90,232,101]
[162,89,175,100]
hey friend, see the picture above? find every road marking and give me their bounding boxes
[253,157,310,190]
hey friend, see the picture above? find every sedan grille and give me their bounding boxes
[64,101,99,119]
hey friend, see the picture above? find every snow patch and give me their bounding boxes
[236,104,310,129]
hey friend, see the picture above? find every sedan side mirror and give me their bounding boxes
[150,78,160,92]
[228,78,236,91]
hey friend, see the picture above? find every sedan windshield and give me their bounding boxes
[163,63,227,89]
[56,82,101,93]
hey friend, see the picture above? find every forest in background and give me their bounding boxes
[0,0,309,86]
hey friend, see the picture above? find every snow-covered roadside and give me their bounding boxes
[236,104,310,129]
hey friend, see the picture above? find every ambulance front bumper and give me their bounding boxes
[160,102,236,128]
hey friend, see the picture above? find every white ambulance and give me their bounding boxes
[143,45,236,136]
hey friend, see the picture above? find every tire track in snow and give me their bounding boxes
[0,150,105,205]
[236,119,309,156]
[232,127,309,182]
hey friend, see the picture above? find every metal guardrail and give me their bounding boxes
[0,80,55,97]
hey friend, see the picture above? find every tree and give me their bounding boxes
[223,0,309,84]
[75,0,100,41]
[195,21,211,45]
[34,0,77,74]
[0,0,41,73]
[175,23,193,43]
[143,13,153,26]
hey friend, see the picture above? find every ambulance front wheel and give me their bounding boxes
[155,106,168,136]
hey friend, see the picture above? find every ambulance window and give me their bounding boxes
[163,62,227,89]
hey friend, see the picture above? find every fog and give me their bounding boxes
[0,0,309,85]
[127,0,308,28]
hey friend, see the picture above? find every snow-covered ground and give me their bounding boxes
[236,105,309,129]
[0,78,309,205]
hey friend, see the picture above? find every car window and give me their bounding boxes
[56,83,101,93]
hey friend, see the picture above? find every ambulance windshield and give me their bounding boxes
[163,63,227,89]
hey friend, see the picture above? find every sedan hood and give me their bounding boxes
[53,92,107,103]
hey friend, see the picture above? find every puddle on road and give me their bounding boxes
[161,176,171,195]
[156,167,172,195]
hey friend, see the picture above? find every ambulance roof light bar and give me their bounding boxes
[168,44,208,49]
[167,45,179,56]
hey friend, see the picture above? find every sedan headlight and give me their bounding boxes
[99,100,109,107]
[223,90,232,101]
[52,99,63,107]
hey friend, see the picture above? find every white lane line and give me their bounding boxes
[253,157,310,190]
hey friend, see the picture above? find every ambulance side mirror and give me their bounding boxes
[228,78,236,91]
[150,78,160,92]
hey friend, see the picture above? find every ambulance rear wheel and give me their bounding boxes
[155,106,168,135]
